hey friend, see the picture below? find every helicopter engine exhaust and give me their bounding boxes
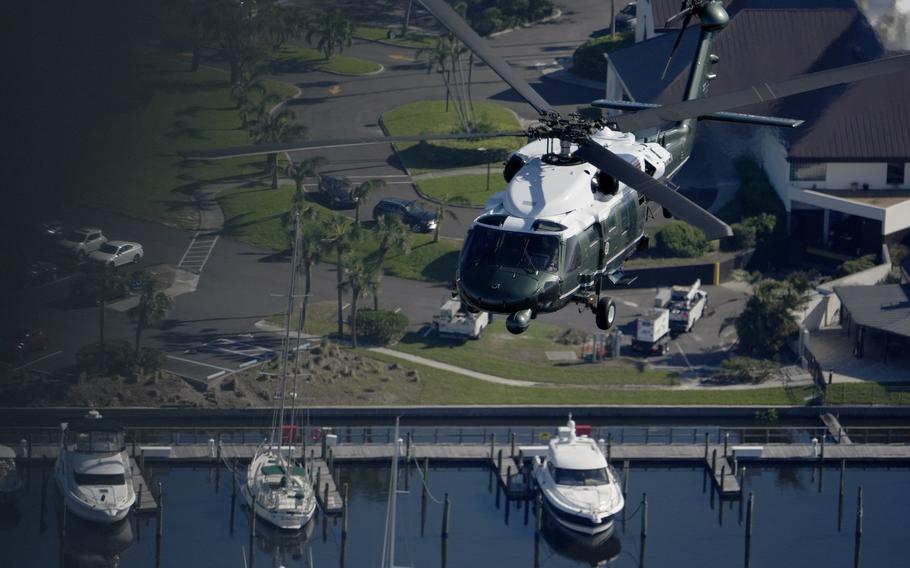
[506,309,532,335]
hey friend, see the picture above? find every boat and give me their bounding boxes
[242,211,317,530]
[0,445,22,504]
[532,416,624,536]
[54,410,136,524]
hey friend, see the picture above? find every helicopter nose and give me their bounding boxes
[459,268,540,313]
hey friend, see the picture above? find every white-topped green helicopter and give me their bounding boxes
[183,0,910,335]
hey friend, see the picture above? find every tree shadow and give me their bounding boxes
[420,249,459,282]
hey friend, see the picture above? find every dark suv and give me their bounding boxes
[318,175,357,209]
[373,198,439,233]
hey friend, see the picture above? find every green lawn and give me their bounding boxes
[417,173,505,207]
[218,186,462,282]
[65,55,296,226]
[267,300,339,337]
[382,101,524,173]
[273,45,381,75]
[394,320,676,386]
[364,350,815,405]
[354,25,438,49]
[823,382,910,405]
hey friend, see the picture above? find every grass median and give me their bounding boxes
[354,25,438,49]
[273,45,382,75]
[66,55,296,226]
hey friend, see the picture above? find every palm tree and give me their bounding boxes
[434,194,470,243]
[306,10,353,60]
[417,36,455,111]
[351,179,386,224]
[132,279,172,358]
[230,67,266,111]
[322,217,356,339]
[286,156,327,208]
[374,215,411,267]
[249,109,307,188]
[341,254,373,348]
[293,220,325,336]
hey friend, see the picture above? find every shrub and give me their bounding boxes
[135,347,166,373]
[570,33,633,81]
[837,254,877,277]
[75,340,134,375]
[713,357,778,384]
[725,213,778,251]
[355,309,409,345]
[655,221,709,258]
[68,272,128,307]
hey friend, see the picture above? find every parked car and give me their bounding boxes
[59,227,106,258]
[88,241,144,267]
[373,198,439,233]
[615,1,636,31]
[1,329,48,363]
[318,175,357,209]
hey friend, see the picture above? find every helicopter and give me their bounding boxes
[182,0,910,335]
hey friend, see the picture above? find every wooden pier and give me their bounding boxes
[129,458,158,514]
[821,413,853,444]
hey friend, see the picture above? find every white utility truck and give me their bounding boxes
[631,308,670,355]
[663,279,708,334]
[433,297,489,339]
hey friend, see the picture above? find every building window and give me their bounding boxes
[887,162,905,185]
[790,162,827,182]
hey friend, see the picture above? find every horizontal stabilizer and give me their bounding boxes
[590,100,803,128]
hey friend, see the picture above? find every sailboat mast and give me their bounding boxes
[271,211,302,449]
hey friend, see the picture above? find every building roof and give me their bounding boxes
[607,0,910,161]
[835,284,910,339]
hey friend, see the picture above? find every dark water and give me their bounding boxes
[1,463,908,567]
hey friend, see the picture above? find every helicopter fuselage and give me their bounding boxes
[456,130,670,322]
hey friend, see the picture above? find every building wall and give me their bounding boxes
[792,162,909,190]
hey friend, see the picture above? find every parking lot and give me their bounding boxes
[162,333,311,383]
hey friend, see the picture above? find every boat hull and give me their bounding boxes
[542,495,616,536]
[54,456,133,524]
[242,483,314,531]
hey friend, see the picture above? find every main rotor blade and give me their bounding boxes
[612,53,910,132]
[660,10,694,80]
[180,131,525,160]
[573,139,732,239]
[418,0,555,116]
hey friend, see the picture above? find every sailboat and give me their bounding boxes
[242,212,317,530]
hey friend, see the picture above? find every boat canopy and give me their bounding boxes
[0,445,16,459]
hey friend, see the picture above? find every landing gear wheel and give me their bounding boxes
[595,296,616,330]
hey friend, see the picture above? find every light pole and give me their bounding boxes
[477,147,490,193]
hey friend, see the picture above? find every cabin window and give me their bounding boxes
[644,160,656,176]
[74,473,127,486]
[790,162,827,182]
[564,236,581,272]
[477,215,507,227]
[554,467,610,486]
[887,163,905,185]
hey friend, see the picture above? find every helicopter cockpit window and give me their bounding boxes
[461,226,559,273]
[532,220,567,232]
[478,215,507,227]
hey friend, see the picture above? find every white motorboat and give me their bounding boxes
[533,417,624,536]
[243,211,316,531]
[0,445,22,503]
[54,411,136,524]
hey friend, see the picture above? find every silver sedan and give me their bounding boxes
[88,240,144,267]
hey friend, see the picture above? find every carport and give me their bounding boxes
[835,284,910,362]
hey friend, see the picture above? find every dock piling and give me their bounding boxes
[855,486,863,537]
[622,460,630,497]
[745,492,754,568]
[723,432,729,457]
[342,482,349,537]
[704,432,709,459]
[489,433,495,459]
[510,432,516,457]
[442,493,451,539]
[641,493,648,538]
[535,493,542,534]
[712,449,717,474]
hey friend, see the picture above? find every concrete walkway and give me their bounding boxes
[369,347,540,387]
